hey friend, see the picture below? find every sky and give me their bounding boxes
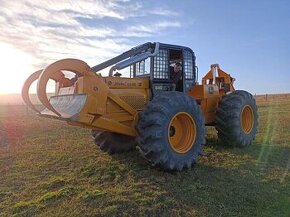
[0,0,289,94]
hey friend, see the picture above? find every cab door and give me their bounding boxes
[182,49,196,92]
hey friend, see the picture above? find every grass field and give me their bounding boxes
[0,96,290,217]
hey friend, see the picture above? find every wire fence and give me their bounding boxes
[254,93,290,102]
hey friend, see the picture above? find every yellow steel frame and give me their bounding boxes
[23,59,235,136]
[188,64,235,125]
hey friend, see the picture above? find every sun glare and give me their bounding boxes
[0,42,34,94]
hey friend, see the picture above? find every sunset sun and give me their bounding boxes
[0,42,34,95]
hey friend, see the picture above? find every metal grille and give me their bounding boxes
[120,96,147,110]
[184,50,194,79]
[136,60,145,76]
[130,64,134,77]
[153,49,169,79]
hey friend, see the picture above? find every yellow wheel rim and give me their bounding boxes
[168,112,196,154]
[241,105,254,134]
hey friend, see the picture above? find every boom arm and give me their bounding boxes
[91,42,157,74]
[108,42,159,76]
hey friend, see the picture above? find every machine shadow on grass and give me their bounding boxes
[106,142,290,216]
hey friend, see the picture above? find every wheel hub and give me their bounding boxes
[241,105,254,134]
[168,112,196,154]
[169,126,176,137]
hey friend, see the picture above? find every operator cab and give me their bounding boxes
[130,43,197,94]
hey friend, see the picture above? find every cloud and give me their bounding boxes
[0,0,183,71]
[123,21,181,38]
[149,8,179,17]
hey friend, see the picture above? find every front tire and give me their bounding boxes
[215,90,258,147]
[137,92,205,171]
[91,130,136,154]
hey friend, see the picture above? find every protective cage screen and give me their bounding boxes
[153,49,169,79]
[135,61,145,76]
[184,50,194,79]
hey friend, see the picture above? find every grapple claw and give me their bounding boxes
[37,59,91,117]
[22,69,71,114]
[22,69,43,113]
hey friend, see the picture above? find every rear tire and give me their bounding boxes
[137,92,205,171]
[215,90,258,147]
[91,130,136,154]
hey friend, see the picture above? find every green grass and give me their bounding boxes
[0,98,290,217]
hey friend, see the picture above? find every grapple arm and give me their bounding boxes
[22,59,146,137]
